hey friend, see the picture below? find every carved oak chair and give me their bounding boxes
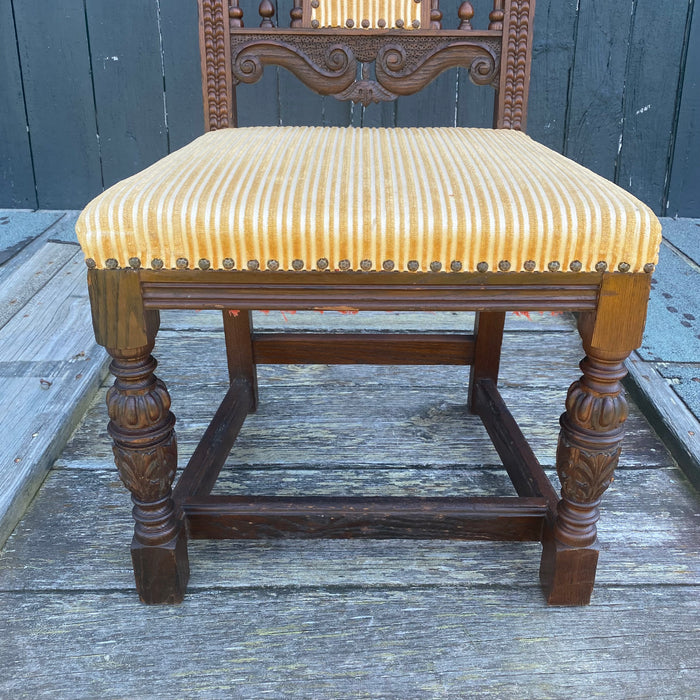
[76,0,661,605]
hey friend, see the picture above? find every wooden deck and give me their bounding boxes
[1,297,699,695]
[0,212,698,696]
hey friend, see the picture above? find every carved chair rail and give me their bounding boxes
[201,0,533,127]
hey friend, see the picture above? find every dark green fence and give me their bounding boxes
[1,0,698,216]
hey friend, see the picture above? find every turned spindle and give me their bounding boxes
[229,0,243,28]
[458,1,474,30]
[430,0,442,29]
[290,0,303,27]
[259,0,275,28]
[489,0,505,30]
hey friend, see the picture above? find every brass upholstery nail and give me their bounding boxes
[129,257,141,270]
[430,261,442,272]
[151,258,164,270]
[523,260,536,271]
[412,19,420,27]
[198,258,211,270]
[382,259,395,271]
[407,260,420,271]
[176,257,189,269]
[569,260,582,272]
[267,259,279,271]
[222,257,235,269]
[377,18,386,27]
[595,261,608,272]
[338,259,351,270]
[450,260,462,272]
[476,261,488,273]
[247,259,260,271]
[617,262,630,273]
[361,19,370,28]
[85,258,96,269]
[360,259,372,271]
[498,260,511,271]
[311,19,319,27]
[548,261,561,272]
[395,18,404,27]
[644,263,655,274]
[346,18,354,27]
[317,257,329,270]
[105,258,119,269]
[292,259,304,270]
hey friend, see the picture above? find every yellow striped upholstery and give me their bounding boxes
[311,0,421,29]
[76,127,662,274]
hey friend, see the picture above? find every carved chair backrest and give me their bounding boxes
[199,0,535,131]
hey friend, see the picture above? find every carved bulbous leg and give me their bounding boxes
[107,344,189,604]
[540,350,630,605]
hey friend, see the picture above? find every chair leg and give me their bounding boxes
[540,273,651,605]
[223,309,258,412]
[106,343,189,604]
[468,311,506,413]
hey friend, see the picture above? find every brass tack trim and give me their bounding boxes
[222,257,235,269]
[595,261,608,273]
[361,19,370,28]
[105,258,119,270]
[198,258,211,270]
[617,262,631,273]
[176,257,189,269]
[85,258,96,269]
[395,18,404,27]
[151,258,164,270]
[310,0,319,6]
[311,19,319,27]
[644,262,655,274]
[476,261,489,273]
[569,260,582,272]
[548,261,561,272]
[407,260,420,272]
[412,19,420,27]
[450,260,462,272]
[377,18,386,27]
[346,18,354,27]
[382,259,395,271]
[317,257,329,270]
[430,261,442,272]
[267,259,279,271]
[292,259,304,271]
[498,260,511,272]
[338,259,351,271]
[523,260,536,272]
[247,259,260,271]
[128,257,141,270]
[360,259,372,271]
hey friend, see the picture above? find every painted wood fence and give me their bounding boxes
[1,0,698,215]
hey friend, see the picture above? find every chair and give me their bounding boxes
[76,0,661,605]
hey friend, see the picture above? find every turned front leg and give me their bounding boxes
[540,350,629,605]
[107,345,189,603]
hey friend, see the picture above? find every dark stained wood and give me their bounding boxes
[183,495,547,541]
[473,378,558,507]
[252,332,476,365]
[468,310,505,412]
[173,376,253,501]
[222,309,258,408]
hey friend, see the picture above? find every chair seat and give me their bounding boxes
[76,126,661,274]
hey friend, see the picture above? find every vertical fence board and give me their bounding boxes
[617,0,690,213]
[159,0,204,149]
[563,0,634,180]
[0,0,36,208]
[13,0,102,209]
[668,0,700,218]
[527,0,578,150]
[85,1,168,188]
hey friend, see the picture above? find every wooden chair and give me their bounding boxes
[77,0,661,605]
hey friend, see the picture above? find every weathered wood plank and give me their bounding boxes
[0,210,63,267]
[158,0,205,150]
[527,0,578,150]
[0,587,697,698]
[85,0,169,188]
[617,0,690,213]
[0,0,36,208]
[12,0,102,208]
[563,0,633,180]
[667,0,700,217]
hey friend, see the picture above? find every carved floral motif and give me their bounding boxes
[113,435,178,503]
[556,436,621,504]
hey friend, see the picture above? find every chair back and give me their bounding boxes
[199,0,535,131]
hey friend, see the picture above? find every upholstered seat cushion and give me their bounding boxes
[76,126,661,274]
